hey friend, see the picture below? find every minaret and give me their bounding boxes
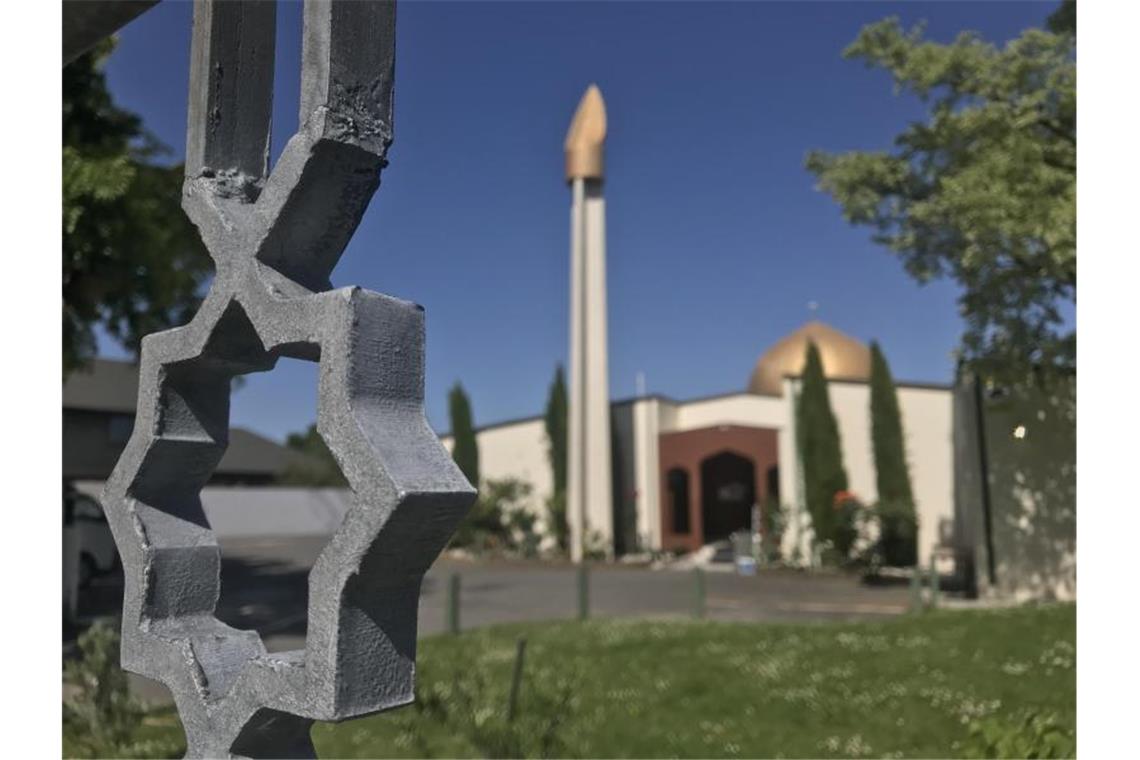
[565,84,613,562]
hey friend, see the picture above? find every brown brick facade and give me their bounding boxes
[658,424,779,553]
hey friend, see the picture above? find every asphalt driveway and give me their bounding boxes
[67,535,914,703]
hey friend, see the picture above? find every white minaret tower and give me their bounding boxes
[565,84,613,562]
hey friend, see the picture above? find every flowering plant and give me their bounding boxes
[832,490,858,510]
[831,490,863,559]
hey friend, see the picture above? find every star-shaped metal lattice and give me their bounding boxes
[100,2,475,756]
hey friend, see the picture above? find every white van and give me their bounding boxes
[63,489,119,588]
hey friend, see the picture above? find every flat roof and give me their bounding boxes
[439,376,952,437]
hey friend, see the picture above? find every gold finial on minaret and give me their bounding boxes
[564,84,607,183]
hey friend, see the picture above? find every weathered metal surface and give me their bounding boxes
[100,2,476,756]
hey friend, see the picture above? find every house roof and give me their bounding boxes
[62,359,319,479]
[63,358,140,413]
[219,428,315,476]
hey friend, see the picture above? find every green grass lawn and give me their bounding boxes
[90,604,1076,758]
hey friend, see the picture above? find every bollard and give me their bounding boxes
[447,573,461,635]
[577,564,590,621]
[507,637,527,722]
[910,565,923,614]
[693,567,707,619]
[929,556,940,609]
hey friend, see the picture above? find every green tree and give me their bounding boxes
[543,365,569,550]
[869,342,918,566]
[805,3,1075,383]
[282,424,348,487]
[449,382,480,487]
[63,39,212,377]
[796,342,849,550]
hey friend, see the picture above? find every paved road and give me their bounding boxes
[67,536,914,702]
[74,536,912,646]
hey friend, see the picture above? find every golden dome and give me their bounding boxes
[747,320,871,396]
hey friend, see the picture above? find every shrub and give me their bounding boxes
[761,498,785,562]
[450,478,541,557]
[63,621,183,759]
[876,499,918,567]
[831,490,862,561]
[544,490,568,555]
[964,710,1075,759]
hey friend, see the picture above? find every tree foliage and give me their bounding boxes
[282,424,348,487]
[63,39,212,377]
[869,342,918,566]
[543,365,569,550]
[805,4,1075,382]
[796,342,849,548]
[449,382,480,487]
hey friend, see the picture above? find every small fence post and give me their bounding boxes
[929,556,940,609]
[577,564,590,621]
[693,567,706,619]
[447,573,461,634]
[910,565,923,614]
[507,637,527,722]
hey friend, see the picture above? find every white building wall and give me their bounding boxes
[441,418,553,528]
[896,386,955,568]
[446,381,954,564]
[780,379,955,567]
[671,393,786,432]
[833,382,956,566]
[656,397,680,431]
[827,383,879,507]
[631,398,662,550]
[778,378,809,561]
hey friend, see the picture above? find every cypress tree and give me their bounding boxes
[796,342,849,548]
[543,365,569,550]
[544,365,568,494]
[448,382,479,487]
[869,341,917,565]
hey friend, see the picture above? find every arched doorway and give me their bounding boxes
[666,468,691,535]
[700,451,755,543]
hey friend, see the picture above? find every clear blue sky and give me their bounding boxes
[97,0,1058,440]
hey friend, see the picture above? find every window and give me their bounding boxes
[108,414,134,444]
[667,468,690,534]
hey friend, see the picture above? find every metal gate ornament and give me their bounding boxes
[100,1,475,756]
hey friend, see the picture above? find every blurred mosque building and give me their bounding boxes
[446,318,955,566]
[444,86,957,567]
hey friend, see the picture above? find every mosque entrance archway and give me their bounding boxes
[700,451,755,544]
[658,425,777,553]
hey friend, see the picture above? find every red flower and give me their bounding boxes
[832,490,859,510]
